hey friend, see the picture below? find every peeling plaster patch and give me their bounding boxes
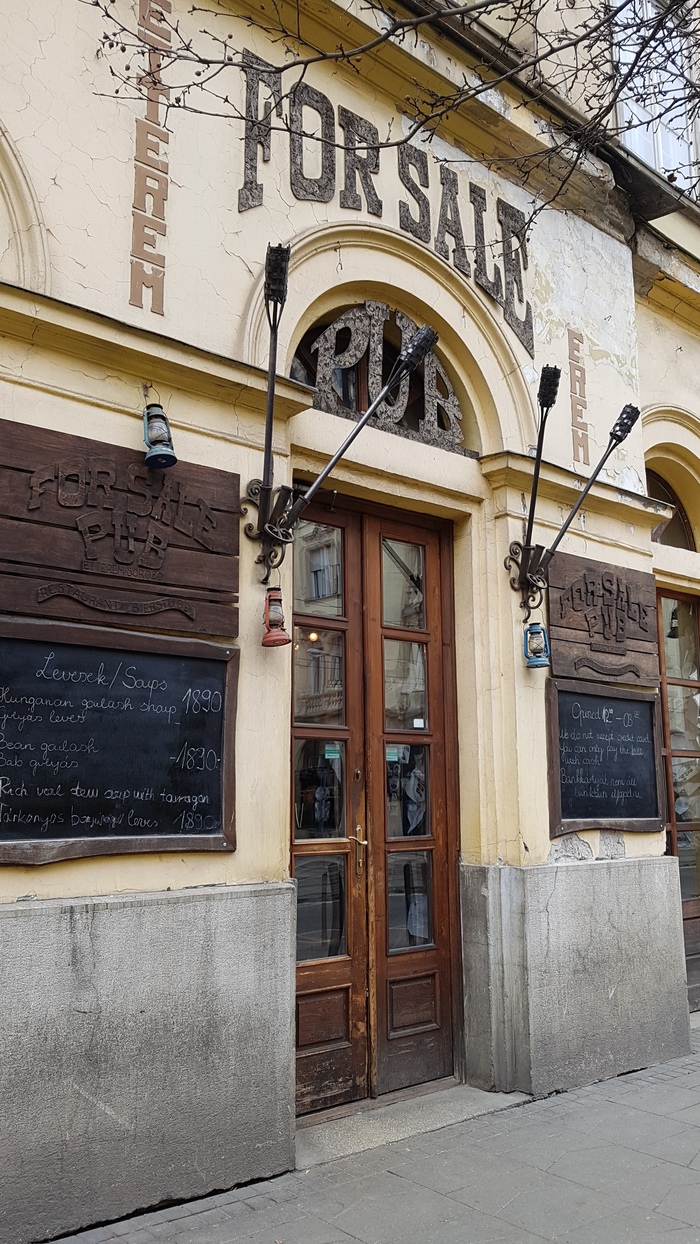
[548,833,594,863]
[601,465,645,494]
[418,40,438,69]
[598,830,625,860]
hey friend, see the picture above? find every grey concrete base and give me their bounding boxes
[0,882,296,1244]
[295,1082,528,1168]
[462,857,690,1098]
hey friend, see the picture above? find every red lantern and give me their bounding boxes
[262,586,292,647]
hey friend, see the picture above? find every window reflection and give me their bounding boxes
[673,758,700,824]
[677,832,700,901]
[663,598,699,681]
[387,851,433,950]
[386,744,429,837]
[293,521,343,617]
[295,855,347,961]
[294,740,345,839]
[294,628,344,725]
[646,472,695,550]
[667,685,700,752]
[384,640,428,731]
[383,540,425,630]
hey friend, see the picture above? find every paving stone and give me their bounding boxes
[491,1171,630,1240]
[547,1141,700,1210]
[316,1173,469,1243]
[227,1213,364,1243]
[549,1100,691,1151]
[383,1140,535,1194]
[632,1126,700,1168]
[465,1116,603,1172]
[549,1205,690,1242]
[655,1182,700,1228]
[383,1204,547,1244]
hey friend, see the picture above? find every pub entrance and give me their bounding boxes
[291,499,460,1115]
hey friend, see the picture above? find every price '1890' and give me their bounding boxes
[170,742,220,771]
[182,688,222,714]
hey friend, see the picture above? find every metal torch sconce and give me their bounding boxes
[244,242,440,589]
[243,242,293,583]
[505,380,640,631]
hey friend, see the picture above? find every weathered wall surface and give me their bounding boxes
[0,883,296,1244]
[462,858,690,1096]
[0,2,643,469]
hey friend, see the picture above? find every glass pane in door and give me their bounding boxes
[295,855,347,961]
[673,758,700,824]
[663,598,700,680]
[383,539,425,630]
[294,522,344,617]
[678,831,700,901]
[666,685,700,752]
[294,740,345,839]
[294,628,345,725]
[384,640,428,730]
[387,851,433,950]
[385,744,430,837]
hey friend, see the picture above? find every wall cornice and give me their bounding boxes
[0,281,312,419]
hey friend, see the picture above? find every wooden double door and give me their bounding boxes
[292,501,458,1114]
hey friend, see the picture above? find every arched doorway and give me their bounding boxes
[289,303,465,1113]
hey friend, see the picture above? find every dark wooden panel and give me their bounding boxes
[0,572,238,639]
[0,467,240,555]
[0,559,236,606]
[686,952,700,1007]
[0,419,239,640]
[296,988,350,1048]
[295,1044,357,1114]
[388,974,438,1035]
[548,552,659,687]
[0,420,241,514]
[684,918,700,957]
[0,516,239,596]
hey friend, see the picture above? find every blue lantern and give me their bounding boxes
[523,622,550,668]
[143,402,177,470]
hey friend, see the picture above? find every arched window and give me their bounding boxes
[291,302,476,457]
[646,469,696,551]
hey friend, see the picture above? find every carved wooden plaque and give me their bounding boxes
[0,420,239,639]
[547,552,658,687]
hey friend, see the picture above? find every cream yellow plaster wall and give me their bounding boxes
[0,1,672,898]
[0,1,643,478]
[0,295,307,901]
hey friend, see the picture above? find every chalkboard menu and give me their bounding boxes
[547,680,663,837]
[0,630,237,862]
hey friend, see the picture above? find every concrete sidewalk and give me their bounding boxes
[58,1028,700,1244]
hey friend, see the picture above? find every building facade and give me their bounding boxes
[0,1,697,1239]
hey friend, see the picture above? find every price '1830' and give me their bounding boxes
[170,742,220,771]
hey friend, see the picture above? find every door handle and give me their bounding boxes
[348,826,368,875]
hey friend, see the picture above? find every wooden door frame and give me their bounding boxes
[292,507,369,1113]
[291,483,465,1089]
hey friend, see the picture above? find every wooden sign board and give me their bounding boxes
[0,419,239,639]
[0,618,238,863]
[547,679,664,838]
[547,552,658,686]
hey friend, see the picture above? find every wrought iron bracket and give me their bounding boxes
[504,540,548,622]
[242,479,295,585]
